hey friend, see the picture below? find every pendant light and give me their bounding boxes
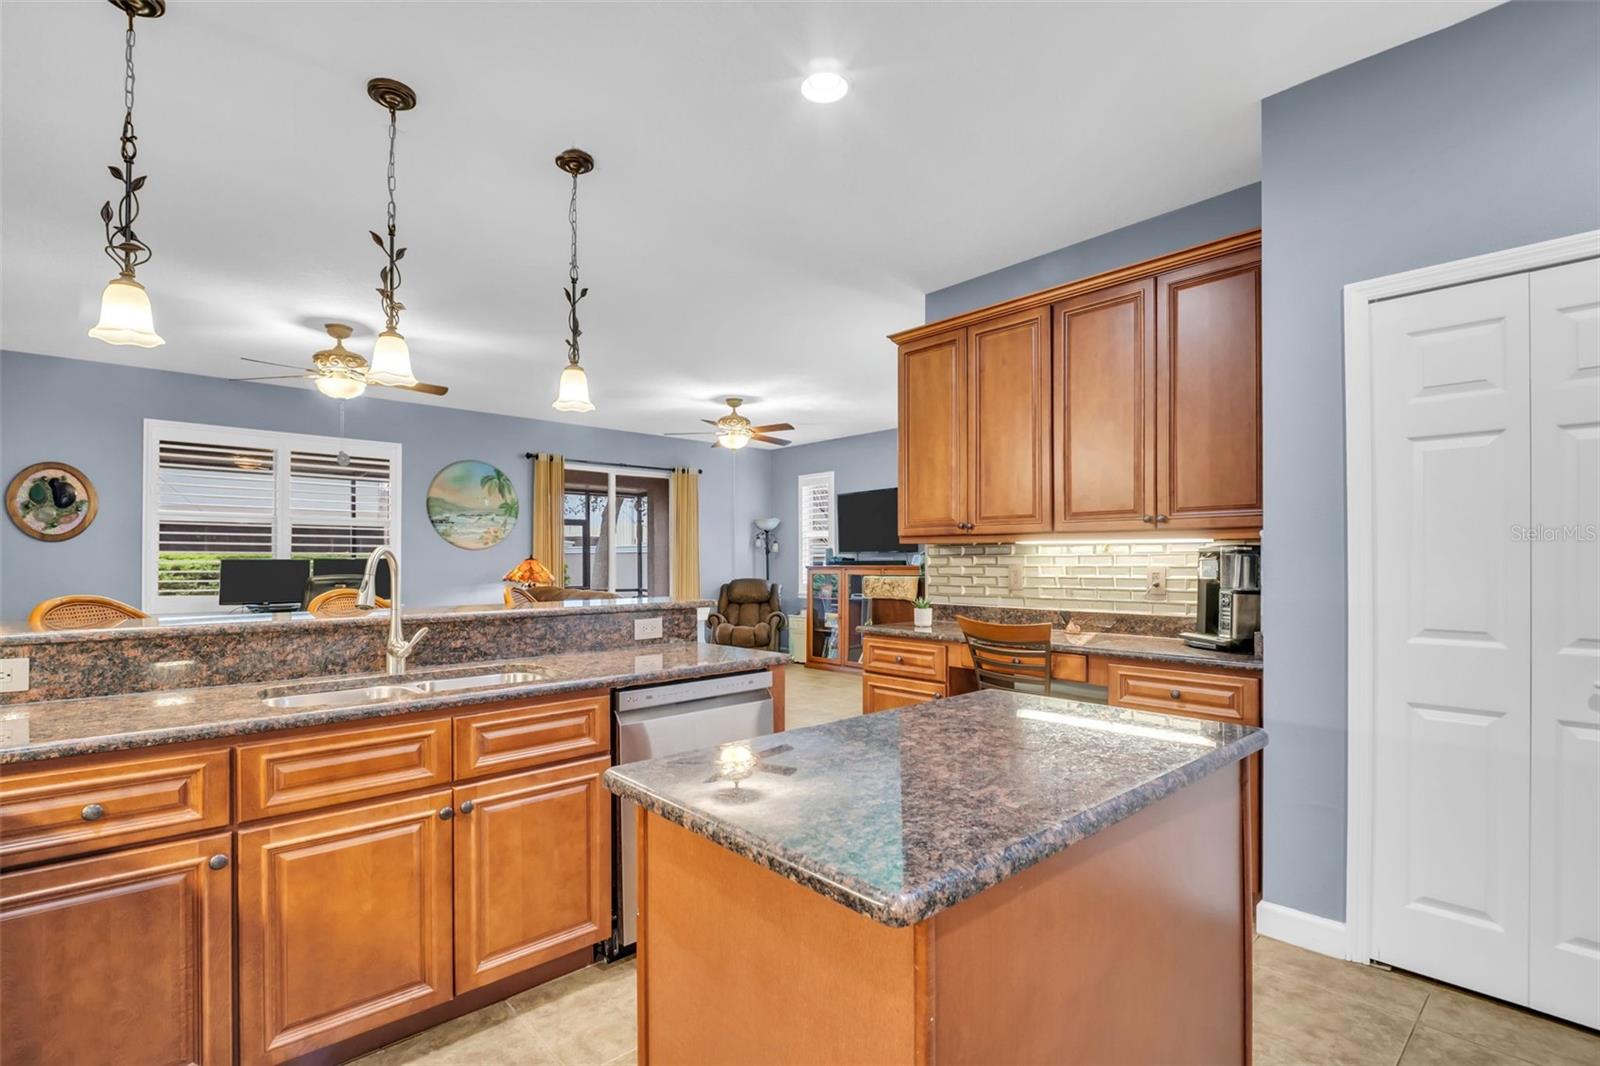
[365,78,419,388]
[552,148,596,413]
[88,0,166,348]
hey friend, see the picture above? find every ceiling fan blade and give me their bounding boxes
[240,357,310,371]
[750,434,792,446]
[665,430,715,437]
[701,419,722,427]
[749,422,795,433]
[380,380,449,396]
[230,374,313,383]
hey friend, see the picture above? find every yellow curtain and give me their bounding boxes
[531,454,565,588]
[670,468,700,601]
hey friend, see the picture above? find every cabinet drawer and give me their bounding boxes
[860,638,947,681]
[862,674,947,715]
[1104,662,1260,724]
[454,691,610,781]
[236,717,452,822]
[0,749,230,868]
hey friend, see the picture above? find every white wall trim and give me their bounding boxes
[1341,229,1600,966]
[1256,901,1349,960]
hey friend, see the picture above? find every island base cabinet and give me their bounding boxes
[453,755,613,992]
[237,790,455,1066]
[0,832,235,1066]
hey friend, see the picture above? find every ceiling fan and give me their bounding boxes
[231,323,449,399]
[667,397,795,449]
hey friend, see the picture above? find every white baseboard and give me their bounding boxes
[1255,901,1348,960]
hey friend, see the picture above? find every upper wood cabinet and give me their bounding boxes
[1,833,235,1066]
[894,232,1262,541]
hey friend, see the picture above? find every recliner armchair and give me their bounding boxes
[706,579,785,650]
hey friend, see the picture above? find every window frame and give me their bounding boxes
[141,418,402,613]
[562,463,672,597]
[796,470,836,594]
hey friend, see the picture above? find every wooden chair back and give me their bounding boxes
[955,615,1056,697]
[307,588,389,617]
[29,595,147,632]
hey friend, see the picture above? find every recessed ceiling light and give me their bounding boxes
[800,72,849,104]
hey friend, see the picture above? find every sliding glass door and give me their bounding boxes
[562,465,669,597]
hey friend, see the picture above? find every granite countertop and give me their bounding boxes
[0,596,712,647]
[0,643,782,764]
[604,689,1266,926]
[857,620,1263,670]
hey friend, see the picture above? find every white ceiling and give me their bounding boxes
[0,1,1492,444]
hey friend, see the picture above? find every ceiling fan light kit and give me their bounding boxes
[552,148,597,413]
[88,0,166,348]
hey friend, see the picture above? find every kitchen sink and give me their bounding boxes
[260,666,548,710]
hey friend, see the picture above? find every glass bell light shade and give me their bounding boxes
[88,274,164,348]
[552,362,595,412]
[314,373,366,400]
[717,425,753,450]
[367,328,417,387]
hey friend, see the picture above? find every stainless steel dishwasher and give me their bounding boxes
[607,669,774,956]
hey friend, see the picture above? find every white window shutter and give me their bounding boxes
[796,471,836,594]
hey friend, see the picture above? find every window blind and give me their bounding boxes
[154,439,275,598]
[289,450,393,557]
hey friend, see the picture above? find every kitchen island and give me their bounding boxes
[606,689,1266,1065]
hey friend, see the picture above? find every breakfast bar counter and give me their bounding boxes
[606,689,1266,1065]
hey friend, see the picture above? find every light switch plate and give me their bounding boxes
[1146,566,1168,596]
[0,657,29,694]
[634,617,663,641]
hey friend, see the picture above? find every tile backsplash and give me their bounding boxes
[923,542,1201,617]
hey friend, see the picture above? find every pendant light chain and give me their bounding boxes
[370,104,406,332]
[100,10,152,277]
[565,168,585,366]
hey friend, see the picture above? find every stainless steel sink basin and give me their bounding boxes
[260,667,549,710]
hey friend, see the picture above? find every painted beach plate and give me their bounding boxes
[426,460,518,550]
[6,462,98,541]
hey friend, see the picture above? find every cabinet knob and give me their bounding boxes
[438,806,454,821]
[1155,515,1169,524]
[894,655,904,664]
[1011,657,1022,665]
[459,800,475,814]
[1141,515,1154,523]
[1170,689,1182,700]
[208,854,229,871]
[80,803,105,822]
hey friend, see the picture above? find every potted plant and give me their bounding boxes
[912,596,933,629]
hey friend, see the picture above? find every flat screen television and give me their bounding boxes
[836,488,914,554]
[218,558,311,608]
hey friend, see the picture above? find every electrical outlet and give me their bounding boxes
[634,617,663,641]
[0,657,29,694]
[634,652,664,672]
[1146,566,1168,597]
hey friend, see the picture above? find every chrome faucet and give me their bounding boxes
[358,545,428,675]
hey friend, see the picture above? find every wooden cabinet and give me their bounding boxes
[1054,278,1156,531]
[1155,248,1263,530]
[237,790,455,1065]
[453,691,609,780]
[236,717,452,821]
[1104,661,1260,723]
[862,674,946,714]
[894,232,1262,540]
[0,833,234,1066]
[805,565,919,672]
[860,636,947,682]
[453,756,612,991]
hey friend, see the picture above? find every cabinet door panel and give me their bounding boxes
[238,790,454,1065]
[1054,279,1156,530]
[1155,249,1262,530]
[899,330,967,537]
[453,756,612,991]
[861,674,945,714]
[968,307,1052,533]
[0,833,234,1066]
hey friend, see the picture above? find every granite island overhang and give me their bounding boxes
[605,688,1268,1065]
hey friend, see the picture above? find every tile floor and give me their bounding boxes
[355,669,1600,1066]
[353,935,1600,1066]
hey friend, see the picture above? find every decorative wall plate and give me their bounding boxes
[6,462,98,541]
[426,460,518,550]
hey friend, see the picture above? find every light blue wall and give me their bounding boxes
[1260,0,1600,921]
[924,184,1262,321]
[765,429,900,613]
[0,350,773,619]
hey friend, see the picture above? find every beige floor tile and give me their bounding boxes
[1397,1024,1530,1066]
[1255,936,1430,1023]
[351,1001,559,1066]
[509,959,637,1065]
[1253,964,1418,1066]
[1416,984,1600,1066]
[784,665,862,727]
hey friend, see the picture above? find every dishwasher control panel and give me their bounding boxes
[615,668,773,711]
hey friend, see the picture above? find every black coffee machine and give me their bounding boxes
[1182,543,1261,651]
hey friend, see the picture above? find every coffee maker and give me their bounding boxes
[1183,543,1261,651]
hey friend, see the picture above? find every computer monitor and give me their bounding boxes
[218,559,311,609]
[310,557,391,600]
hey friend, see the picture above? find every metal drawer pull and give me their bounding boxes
[459,800,475,814]
[894,655,904,663]
[1141,515,1154,523]
[1170,689,1182,699]
[438,806,454,821]
[80,803,105,822]
[208,854,229,871]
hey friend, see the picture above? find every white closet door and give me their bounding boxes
[1370,273,1532,1002]
[1529,257,1600,1027]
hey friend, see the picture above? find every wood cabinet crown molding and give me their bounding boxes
[890,229,1261,345]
